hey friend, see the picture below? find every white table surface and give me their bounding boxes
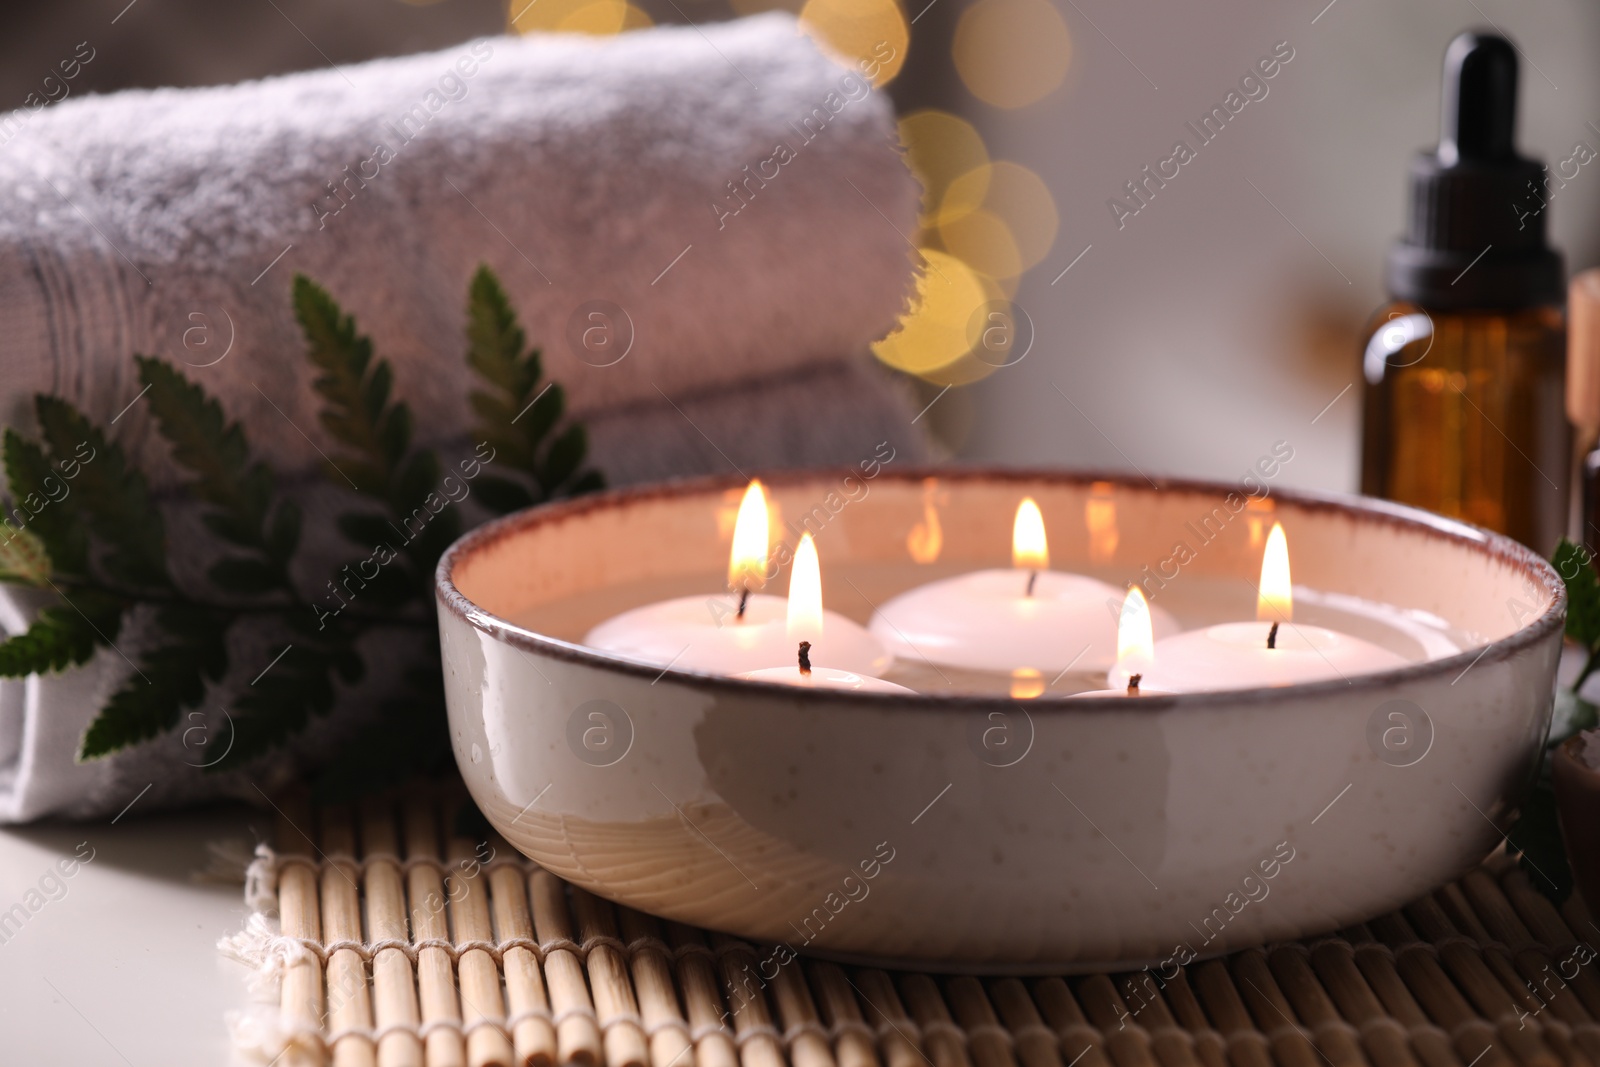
[0,802,264,1065]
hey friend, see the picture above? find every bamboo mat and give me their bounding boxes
[225,786,1600,1067]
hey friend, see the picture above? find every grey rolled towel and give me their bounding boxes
[0,15,925,821]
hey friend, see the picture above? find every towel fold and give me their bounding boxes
[0,15,925,822]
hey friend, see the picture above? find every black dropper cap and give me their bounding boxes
[1385,31,1563,310]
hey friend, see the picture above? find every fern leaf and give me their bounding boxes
[3,429,87,574]
[294,275,411,502]
[137,357,277,550]
[472,476,535,514]
[0,595,121,677]
[78,607,227,759]
[539,424,587,490]
[0,524,51,586]
[35,396,168,589]
[467,266,537,397]
[464,265,603,511]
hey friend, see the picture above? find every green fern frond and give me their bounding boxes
[35,396,168,590]
[78,608,228,760]
[3,429,88,575]
[0,594,121,677]
[465,265,602,511]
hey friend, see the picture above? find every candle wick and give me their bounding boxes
[736,584,749,620]
[798,641,812,676]
[1266,621,1279,650]
[1026,570,1038,597]
[1127,672,1142,695]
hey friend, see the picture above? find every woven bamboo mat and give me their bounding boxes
[225,785,1600,1067]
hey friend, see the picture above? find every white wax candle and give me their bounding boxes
[1120,619,1408,692]
[870,569,1178,674]
[1115,524,1408,692]
[585,488,892,677]
[1075,588,1173,697]
[738,666,913,692]
[870,498,1177,674]
[584,593,890,676]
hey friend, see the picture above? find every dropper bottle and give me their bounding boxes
[1360,31,1567,553]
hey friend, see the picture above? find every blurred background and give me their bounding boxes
[18,0,1597,492]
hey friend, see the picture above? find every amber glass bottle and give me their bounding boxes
[1360,32,1566,553]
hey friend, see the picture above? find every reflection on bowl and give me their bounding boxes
[435,469,1563,970]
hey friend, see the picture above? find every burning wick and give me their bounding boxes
[797,641,812,676]
[1126,672,1142,695]
[1266,621,1279,650]
[729,479,768,624]
[1013,498,1048,598]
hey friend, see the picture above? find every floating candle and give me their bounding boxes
[869,497,1177,674]
[738,538,911,691]
[585,483,891,676]
[1072,588,1173,698]
[1123,524,1408,691]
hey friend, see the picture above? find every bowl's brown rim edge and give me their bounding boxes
[433,466,1568,711]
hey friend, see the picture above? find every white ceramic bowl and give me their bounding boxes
[436,469,1563,971]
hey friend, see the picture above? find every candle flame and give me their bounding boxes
[728,480,770,592]
[1115,586,1155,676]
[1256,522,1292,622]
[1012,497,1049,571]
[787,532,825,642]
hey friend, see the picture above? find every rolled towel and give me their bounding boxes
[0,15,925,822]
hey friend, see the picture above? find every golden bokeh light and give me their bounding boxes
[940,161,1058,273]
[872,249,1000,378]
[935,164,990,224]
[937,207,1024,280]
[508,0,650,34]
[616,4,652,30]
[910,345,1009,387]
[798,0,908,86]
[952,0,1072,108]
[898,110,991,223]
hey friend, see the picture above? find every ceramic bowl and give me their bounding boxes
[435,469,1564,971]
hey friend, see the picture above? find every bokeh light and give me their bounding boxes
[953,0,1072,108]
[508,0,651,35]
[939,161,1058,274]
[898,110,991,224]
[872,249,1000,378]
[937,207,1023,281]
[798,0,909,86]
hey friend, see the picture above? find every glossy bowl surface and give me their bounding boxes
[436,469,1564,970]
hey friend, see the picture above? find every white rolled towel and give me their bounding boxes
[0,15,924,821]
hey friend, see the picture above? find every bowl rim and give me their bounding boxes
[435,466,1567,709]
